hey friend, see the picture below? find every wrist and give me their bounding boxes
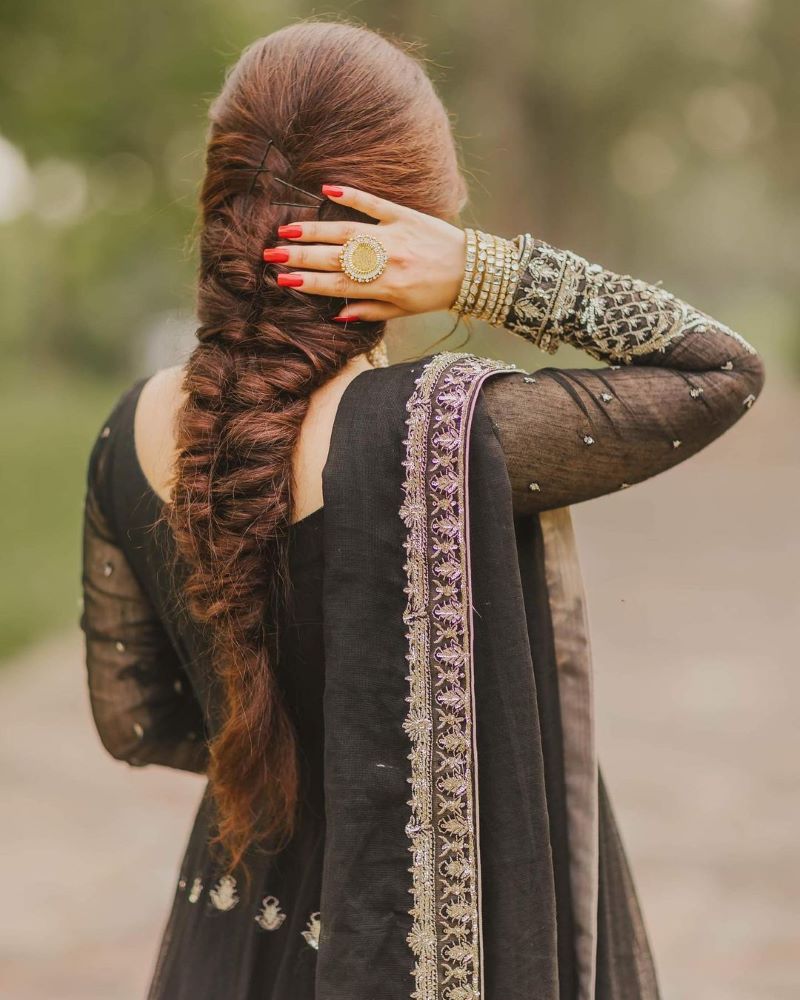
[449,228,523,327]
[439,226,467,313]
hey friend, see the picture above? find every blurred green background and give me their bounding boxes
[1,0,798,658]
[1,6,798,999]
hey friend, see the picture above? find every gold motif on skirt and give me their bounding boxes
[209,874,239,911]
[255,895,286,931]
[188,877,203,903]
[302,911,321,950]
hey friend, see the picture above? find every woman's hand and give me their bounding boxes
[262,185,467,322]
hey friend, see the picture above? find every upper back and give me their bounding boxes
[133,355,375,522]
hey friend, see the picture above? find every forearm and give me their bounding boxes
[501,233,761,374]
[453,228,761,372]
[82,587,209,774]
[81,429,209,775]
[462,231,765,513]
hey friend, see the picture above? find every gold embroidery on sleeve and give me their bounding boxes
[504,238,758,363]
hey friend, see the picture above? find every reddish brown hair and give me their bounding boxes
[166,19,467,872]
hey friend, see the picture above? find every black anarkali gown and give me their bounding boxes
[80,232,764,999]
[81,375,580,998]
[83,386,331,995]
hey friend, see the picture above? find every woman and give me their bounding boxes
[80,19,764,1000]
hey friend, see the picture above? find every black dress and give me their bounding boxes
[82,377,334,996]
[80,232,764,999]
[81,375,578,999]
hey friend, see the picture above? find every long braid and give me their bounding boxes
[164,20,467,872]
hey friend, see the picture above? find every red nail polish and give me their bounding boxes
[277,273,304,288]
[263,248,290,262]
[332,314,358,322]
[277,225,303,238]
[322,185,344,197]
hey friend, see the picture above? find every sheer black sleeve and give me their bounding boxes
[80,422,208,773]
[482,235,766,514]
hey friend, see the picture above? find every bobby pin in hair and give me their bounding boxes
[239,138,325,212]
[246,137,275,196]
[272,176,324,208]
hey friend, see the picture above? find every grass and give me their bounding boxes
[0,368,128,661]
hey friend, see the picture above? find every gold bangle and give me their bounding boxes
[486,236,510,325]
[471,233,495,319]
[465,230,487,315]
[451,228,523,327]
[478,234,519,324]
[451,228,477,313]
[477,235,504,321]
[489,237,516,326]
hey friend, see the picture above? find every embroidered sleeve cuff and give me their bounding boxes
[502,235,721,364]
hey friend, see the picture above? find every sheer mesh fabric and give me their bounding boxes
[81,423,207,774]
[82,329,763,769]
[483,319,764,515]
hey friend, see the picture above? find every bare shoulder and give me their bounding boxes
[131,355,375,516]
[133,364,186,503]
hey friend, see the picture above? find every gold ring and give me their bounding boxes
[338,234,389,284]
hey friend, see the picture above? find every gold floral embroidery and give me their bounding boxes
[504,237,758,362]
[400,351,515,1000]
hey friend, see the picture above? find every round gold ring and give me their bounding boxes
[338,234,389,284]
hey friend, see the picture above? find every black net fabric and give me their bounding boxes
[78,233,764,1000]
[483,322,764,515]
[81,385,329,997]
[485,235,765,515]
[81,420,208,775]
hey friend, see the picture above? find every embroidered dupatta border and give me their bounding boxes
[399,351,516,1000]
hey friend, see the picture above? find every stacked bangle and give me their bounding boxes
[450,228,523,327]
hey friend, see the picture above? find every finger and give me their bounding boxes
[276,219,376,245]
[333,301,410,322]
[263,243,341,271]
[276,270,390,301]
[321,184,403,223]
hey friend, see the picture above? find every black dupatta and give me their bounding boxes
[318,351,659,1000]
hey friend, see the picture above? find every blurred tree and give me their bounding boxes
[0,0,797,658]
[0,0,797,374]
[349,0,799,362]
[0,0,294,372]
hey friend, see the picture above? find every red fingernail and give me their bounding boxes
[263,248,290,262]
[322,184,344,197]
[277,273,304,288]
[277,225,303,238]
[332,314,358,322]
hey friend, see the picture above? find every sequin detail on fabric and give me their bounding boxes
[399,351,516,1000]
